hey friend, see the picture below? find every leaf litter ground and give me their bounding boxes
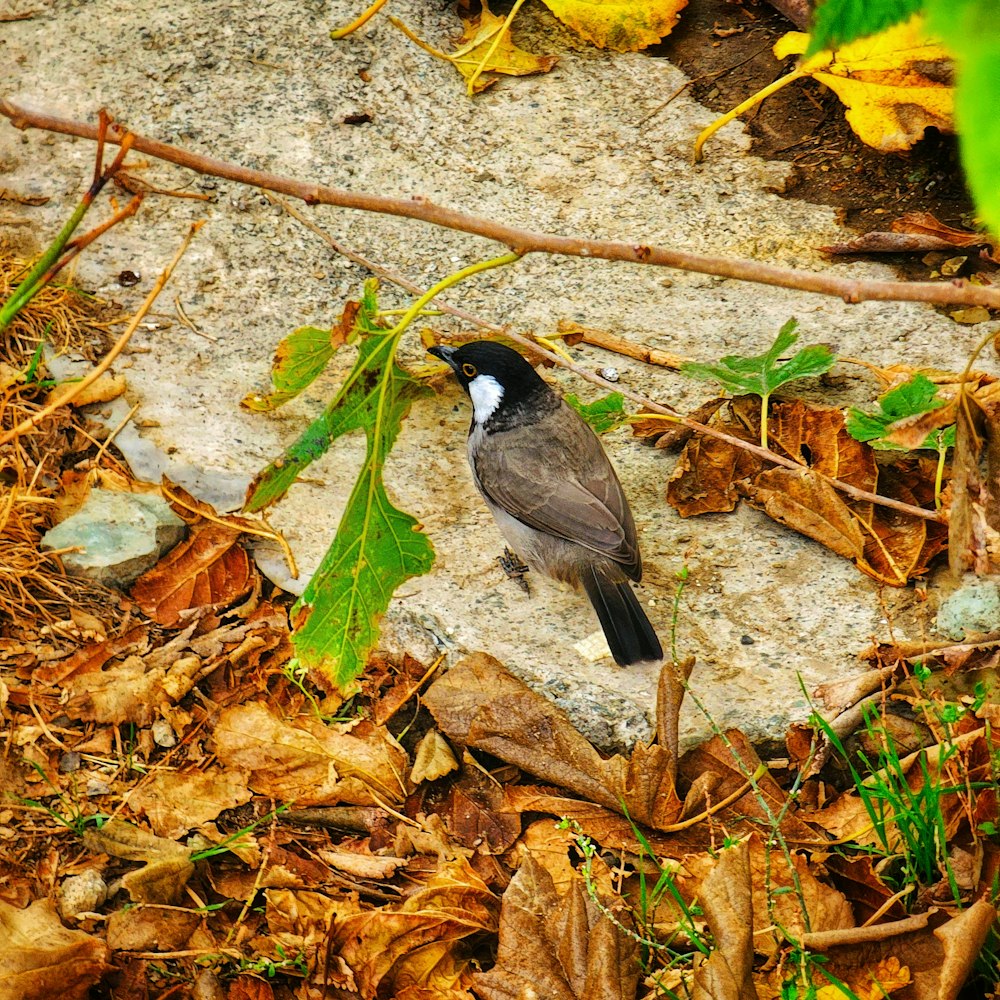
[1,254,998,1000]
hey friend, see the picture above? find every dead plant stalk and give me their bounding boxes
[3,99,1000,310]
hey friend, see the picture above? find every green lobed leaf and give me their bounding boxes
[564,391,627,434]
[241,326,338,413]
[845,373,953,450]
[681,319,835,400]
[245,280,435,691]
[925,0,1000,238]
[806,0,923,56]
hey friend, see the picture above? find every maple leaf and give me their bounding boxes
[538,0,688,51]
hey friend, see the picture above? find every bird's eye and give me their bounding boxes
[462,363,477,378]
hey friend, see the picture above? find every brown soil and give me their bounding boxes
[655,0,972,234]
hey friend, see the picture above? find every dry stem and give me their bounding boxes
[4,98,1000,309]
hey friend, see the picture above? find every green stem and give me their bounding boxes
[390,251,521,336]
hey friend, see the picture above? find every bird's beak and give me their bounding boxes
[428,344,459,371]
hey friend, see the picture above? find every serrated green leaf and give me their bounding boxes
[845,373,954,450]
[245,280,435,691]
[681,319,834,398]
[564,391,627,434]
[806,0,923,56]
[926,0,1000,237]
[241,326,338,412]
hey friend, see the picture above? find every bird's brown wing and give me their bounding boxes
[473,402,641,578]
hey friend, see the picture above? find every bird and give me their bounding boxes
[429,340,662,667]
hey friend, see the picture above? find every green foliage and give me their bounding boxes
[926,0,1000,239]
[682,319,835,447]
[845,373,953,450]
[806,0,922,55]
[242,324,341,412]
[564,390,627,434]
[805,0,1000,237]
[248,281,434,692]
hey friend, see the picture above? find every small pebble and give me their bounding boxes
[599,366,619,382]
[740,635,755,645]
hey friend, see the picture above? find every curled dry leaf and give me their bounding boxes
[691,840,755,1000]
[410,729,459,784]
[423,653,681,830]
[212,701,409,807]
[126,766,253,840]
[475,854,639,1000]
[669,399,946,586]
[801,901,996,1000]
[0,898,110,1000]
[62,651,203,725]
[329,857,498,1000]
[260,888,359,976]
[132,520,255,627]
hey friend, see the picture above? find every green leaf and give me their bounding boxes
[246,280,435,691]
[242,325,338,412]
[925,0,1000,238]
[845,373,953,450]
[806,0,923,55]
[564,391,627,434]
[681,319,834,399]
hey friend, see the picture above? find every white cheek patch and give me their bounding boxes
[468,374,504,423]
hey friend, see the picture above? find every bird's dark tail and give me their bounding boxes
[582,565,663,667]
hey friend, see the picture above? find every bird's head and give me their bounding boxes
[429,341,549,426]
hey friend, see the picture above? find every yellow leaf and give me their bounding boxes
[775,16,953,152]
[393,0,557,95]
[539,0,688,51]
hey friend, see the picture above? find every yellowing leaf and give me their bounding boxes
[392,1,556,95]
[775,16,953,152]
[539,0,688,51]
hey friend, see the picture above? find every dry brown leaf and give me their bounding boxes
[34,623,149,685]
[212,701,409,806]
[745,468,866,560]
[227,978,275,1000]
[667,430,762,516]
[802,901,995,1000]
[423,654,681,830]
[441,774,521,855]
[316,848,408,880]
[411,730,459,784]
[691,840,755,1000]
[126,767,253,839]
[475,854,639,1000]
[329,857,498,1000]
[678,730,820,845]
[260,888,357,974]
[105,905,201,952]
[825,854,909,925]
[520,819,579,896]
[131,520,254,627]
[0,898,110,1000]
[62,651,203,724]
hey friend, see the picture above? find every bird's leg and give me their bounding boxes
[498,547,531,594]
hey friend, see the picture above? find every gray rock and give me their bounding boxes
[42,489,186,588]
[936,577,1000,640]
[59,869,109,919]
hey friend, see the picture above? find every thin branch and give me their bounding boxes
[268,197,943,524]
[4,98,1000,309]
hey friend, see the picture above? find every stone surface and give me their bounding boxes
[1,1,974,749]
[41,489,186,588]
[936,576,1000,641]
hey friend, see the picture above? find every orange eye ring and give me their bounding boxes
[461,363,477,378]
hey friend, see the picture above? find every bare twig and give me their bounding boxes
[267,198,943,524]
[4,99,1000,309]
